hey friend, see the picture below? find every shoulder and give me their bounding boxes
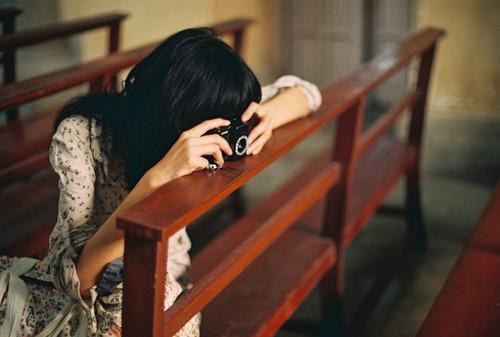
[50,116,99,168]
[54,115,93,142]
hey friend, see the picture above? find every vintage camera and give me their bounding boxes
[206,116,258,163]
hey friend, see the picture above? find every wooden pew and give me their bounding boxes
[0,18,254,258]
[117,27,445,337]
[417,181,500,337]
[0,11,128,120]
[0,6,23,85]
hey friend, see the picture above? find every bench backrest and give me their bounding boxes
[0,11,128,120]
[0,18,254,188]
[116,27,445,337]
[0,6,23,87]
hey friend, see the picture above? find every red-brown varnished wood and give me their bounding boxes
[417,182,500,337]
[0,12,128,51]
[356,91,419,159]
[200,229,336,337]
[0,111,56,170]
[0,172,58,257]
[162,163,340,336]
[122,234,167,337]
[467,182,500,253]
[296,138,417,243]
[344,138,416,245]
[0,6,22,120]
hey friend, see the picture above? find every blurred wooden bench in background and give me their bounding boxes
[0,9,128,120]
[0,17,254,258]
[117,27,444,337]
[417,181,500,337]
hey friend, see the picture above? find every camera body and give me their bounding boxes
[206,116,258,162]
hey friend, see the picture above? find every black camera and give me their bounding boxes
[206,116,258,162]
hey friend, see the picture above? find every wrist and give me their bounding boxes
[143,166,176,191]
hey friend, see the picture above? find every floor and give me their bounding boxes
[221,124,494,337]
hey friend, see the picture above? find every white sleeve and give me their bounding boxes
[260,75,322,111]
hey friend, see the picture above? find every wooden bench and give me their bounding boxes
[0,6,23,89]
[417,181,500,337]
[0,18,254,258]
[117,27,445,337]
[0,11,128,120]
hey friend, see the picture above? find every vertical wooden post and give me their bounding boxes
[228,27,248,217]
[122,232,167,337]
[320,97,365,334]
[233,29,246,56]
[107,21,121,91]
[1,8,22,120]
[89,74,111,93]
[405,43,436,251]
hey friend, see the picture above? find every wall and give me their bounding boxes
[58,0,282,83]
[416,0,499,119]
[414,0,500,182]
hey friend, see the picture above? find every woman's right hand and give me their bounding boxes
[143,118,233,189]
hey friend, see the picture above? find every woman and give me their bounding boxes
[0,28,321,336]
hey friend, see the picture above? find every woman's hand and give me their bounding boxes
[144,118,233,188]
[241,102,273,155]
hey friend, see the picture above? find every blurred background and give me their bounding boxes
[0,1,498,336]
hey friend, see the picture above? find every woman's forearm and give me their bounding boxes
[76,171,162,296]
[262,86,311,129]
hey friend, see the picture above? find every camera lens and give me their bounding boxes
[235,135,248,156]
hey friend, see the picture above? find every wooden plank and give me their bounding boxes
[468,181,500,253]
[0,12,128,50]
[122,234,167,337]
[295,137,417,246]
[356,91,419,158]
[162,163,341,335]
[0,172,58,257]
[416,246,500,337]
[200,230,336,337]
[0,110,57,170]
[344,138,416,244]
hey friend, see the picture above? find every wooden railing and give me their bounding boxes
[0,18,253,112]
[117,27,445,336]
[0,11,129,120]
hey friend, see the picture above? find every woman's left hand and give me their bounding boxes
[241,102,273,155]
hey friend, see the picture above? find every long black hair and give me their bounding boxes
[56,28,262,189]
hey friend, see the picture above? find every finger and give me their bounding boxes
[195,144,225,166]
[248,115,271,144]
[193,134,233,156]
[241,102,259,122]
[248,130,271,155]
[193,157,210,171]
[184,118,230,138]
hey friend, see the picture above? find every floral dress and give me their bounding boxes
[0,75,321,337]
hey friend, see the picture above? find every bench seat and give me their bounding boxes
[199,229,336,337]
[0,171,58,257]
[296,137,416,244]
[417,182,500,337]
